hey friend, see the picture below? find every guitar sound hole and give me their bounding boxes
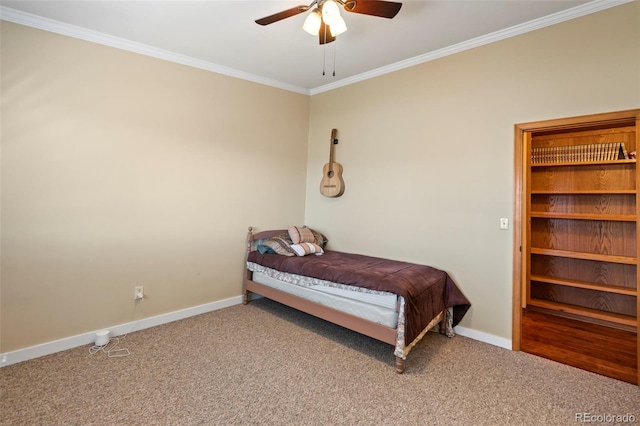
[328,171,334,178]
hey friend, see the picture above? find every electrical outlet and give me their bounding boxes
[134,286,144,300]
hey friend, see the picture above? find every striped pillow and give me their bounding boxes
[261,236,295,257]
[291,243,324,257]
[288,226,316,244]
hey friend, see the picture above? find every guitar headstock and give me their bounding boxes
[331,128,338,145]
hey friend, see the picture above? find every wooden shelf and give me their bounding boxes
[530,212,636,221]
[530,189,636,195]
[520,110,639,385]
[530,247,637,265]
[531,159,636,167]
[528,298,637,328]
[530,274,637,296]
[514,109,640,384]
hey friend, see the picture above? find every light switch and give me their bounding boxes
[500,218,509,230]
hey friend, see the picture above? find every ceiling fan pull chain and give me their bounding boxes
[322,24,327,75]
[322,42,326,76]
[333,41,336,77]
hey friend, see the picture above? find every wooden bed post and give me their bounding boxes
[246,226,253,245]
[243,226,253,305]
[439,309,447,335]
[395,356,405,374]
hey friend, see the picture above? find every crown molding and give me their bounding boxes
[309,0,634,95]
[0,5,311,95]
[0,0,632,96]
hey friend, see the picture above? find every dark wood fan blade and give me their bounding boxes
[318,20,336,45]
[343,0,402,18]
[255,6,309,25]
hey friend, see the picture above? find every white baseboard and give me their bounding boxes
[0,295,243,367]
[454,325,512,350]
[1,296,511,367]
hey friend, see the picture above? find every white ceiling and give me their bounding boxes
[0,0,627,94]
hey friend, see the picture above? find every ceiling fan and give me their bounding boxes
[255,0,403,45]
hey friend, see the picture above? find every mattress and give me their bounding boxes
[249,268,400,329]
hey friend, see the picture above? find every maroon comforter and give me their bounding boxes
[247,250,471,344]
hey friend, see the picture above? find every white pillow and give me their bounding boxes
[291,243,324,256]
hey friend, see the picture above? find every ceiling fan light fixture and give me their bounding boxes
[302,9,322,35]
[321,0,341,26]
[329,15,347,37]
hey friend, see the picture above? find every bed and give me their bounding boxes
[243,226,471,373]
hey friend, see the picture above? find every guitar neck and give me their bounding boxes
[329,128,337,166]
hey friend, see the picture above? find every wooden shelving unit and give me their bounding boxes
[514,110,640,385]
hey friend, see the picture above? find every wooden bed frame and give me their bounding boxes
[243,227,447,373]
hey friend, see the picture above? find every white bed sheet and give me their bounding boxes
[308,284,398,310]
[251,271,399,329]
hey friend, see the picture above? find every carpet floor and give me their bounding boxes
[1,298,639,425]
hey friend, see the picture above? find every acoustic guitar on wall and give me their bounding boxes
[320,128,345,198]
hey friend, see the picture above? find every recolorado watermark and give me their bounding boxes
[575,412,637,423]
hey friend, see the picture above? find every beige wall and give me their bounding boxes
[306,2,640,340]
[0,22,310,352]
[1,2,639,354]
